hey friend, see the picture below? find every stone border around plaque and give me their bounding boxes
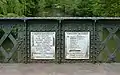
[65,32,90,59]
[30,32,56,59]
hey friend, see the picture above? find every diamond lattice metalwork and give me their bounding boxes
[0,21,26,63]
[96,22,120,63]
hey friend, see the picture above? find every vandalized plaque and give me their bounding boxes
[31,32,55,59]
[65,32,90,59]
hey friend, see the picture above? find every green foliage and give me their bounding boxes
[91,0,120,16]
[0,0,120,17]
[0,0,25,17]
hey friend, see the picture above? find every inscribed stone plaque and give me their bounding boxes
[31,32,55,59]
[65,32,90,59]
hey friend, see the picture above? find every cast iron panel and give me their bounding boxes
[27,19,60,63]
[95,20,120,63]
[61,19,95,63]
[0,20,26,63]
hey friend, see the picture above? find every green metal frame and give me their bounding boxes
[60,19,95,63]
[95,20,120,63]
[26,19,60,63]
[0,17,120,63]
[0,20,26,63]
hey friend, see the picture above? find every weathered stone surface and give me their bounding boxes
[0,63,120,75]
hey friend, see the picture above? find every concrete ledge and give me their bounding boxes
[0,63,120,75]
